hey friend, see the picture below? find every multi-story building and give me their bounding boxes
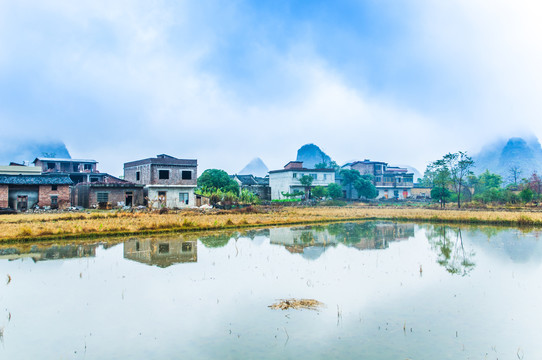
[32,157,105,184]
[268,161,335,200]
[340,159,414,200]
[123,154,198,208]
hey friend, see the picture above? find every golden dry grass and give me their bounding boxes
[1,206,542,242]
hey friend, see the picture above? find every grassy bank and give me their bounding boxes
[2,206,542,243]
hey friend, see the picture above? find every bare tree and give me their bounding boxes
[508,165,522,185]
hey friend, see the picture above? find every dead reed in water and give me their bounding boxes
[269,298,324,310]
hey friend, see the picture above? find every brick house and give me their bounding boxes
[0,174,72,211]
[73,175,144,208]
[340,160,414,200]
[123,154,198,209]
[268,161,336,200]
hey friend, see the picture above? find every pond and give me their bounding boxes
[0,221,541,359]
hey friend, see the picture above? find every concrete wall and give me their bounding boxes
[147,186,196,209]
[125,164,197,186]
[88,187,145,208]
[269,171,335,200]
[0,185,8,208]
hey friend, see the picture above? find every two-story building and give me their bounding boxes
[123,154,198,208]
[340,160,414,200]
[32,157,105,184]
[268,161,335,200]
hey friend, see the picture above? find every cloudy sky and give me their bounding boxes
[1,0,541,176]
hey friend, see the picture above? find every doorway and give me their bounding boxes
[17,196,28,211]
[125,191,133,206]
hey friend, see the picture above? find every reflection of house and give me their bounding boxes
[32,157,106,184]
[124,154,198,209]
[230,174,270,200]
[268,161,335,200]
[0,243,97,261]
[269,222,416,259]
[123,238,197,267]
[340,160,414,200]
[73,175,145,208]
[0,174,72,211]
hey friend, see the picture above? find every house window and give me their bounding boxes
[97,192,109,203]
[311,174,317,180]
[179,192,189,205]
[84,164,92,171]
[374,164,381,171]
[90,177,99,182]
[323,174,327,180]
[51,185,58,191]
[135,241,140,251]
[50,195,58,208]
[158,243,170,254]
[394,190,399,198]
[375,176,382,183]
[182,242,193,252]
[136,171,140,181]
[293,173,297,178]
[182,171,192,180]
[397,177,402,183]
[159,170,169,179]
[47,162,55,170]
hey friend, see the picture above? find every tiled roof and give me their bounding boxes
[0,174,73,185]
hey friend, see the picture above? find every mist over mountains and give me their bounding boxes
[296,144,332,169]
[1,140,71,165]
[238,158,269,177]
[473,136,542,180]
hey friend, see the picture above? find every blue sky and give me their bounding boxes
[1,0,541,175]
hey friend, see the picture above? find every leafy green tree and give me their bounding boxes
[299,175,314,199]
[520,187,534,203]
[431,187,451,208]
[315,161,339,170]
[198,169,239,195]
[281,190,304,199]
[327,183,343,199]
[311,185,327,200]
[339,169,361,198]
[353,178,378,200]
[442,151,475,208]
[475,170,502,194]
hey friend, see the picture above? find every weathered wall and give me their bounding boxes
[147,186,196,208]
[0,185,8,208]
[38,185,70,209]
[88,187,144,207]
[269,171,335,200]
[124,164,197,186]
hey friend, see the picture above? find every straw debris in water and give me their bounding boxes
[269,298,323,310]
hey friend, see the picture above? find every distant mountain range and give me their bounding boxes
[473,136,542,180]
[0,140,71,165]
[238,157,269,177]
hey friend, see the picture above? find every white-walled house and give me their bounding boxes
[268,161,336,200]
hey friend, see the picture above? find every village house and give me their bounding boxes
[123,154,198,209]
[0,173,72,211]
[123,237,197,267]
[230,174,271,200]
[72,175,144,208]
[340,160,414,200]
[32,157,106,184]
[268,161,336,200]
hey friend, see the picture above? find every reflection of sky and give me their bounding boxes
[0,224,541,359]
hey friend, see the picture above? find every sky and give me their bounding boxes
[1,0,542,176]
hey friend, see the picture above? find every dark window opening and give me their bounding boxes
[51,185,58,191]
[182,242,193,252]
[182,171,192,180]
[97,192,109,203]
[73,163,80,172]
[84,164,92,171]
[47,163,55,170]
[135,241,140,251]
[158,243,170,254]
[90,177,99,182]
[50,195,58,209]
[159,170,169,179]
[136,171,140,181]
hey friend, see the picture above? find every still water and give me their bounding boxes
[0,221,541,359]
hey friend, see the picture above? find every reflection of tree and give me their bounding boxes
[427,226,476,276]
[199,232,236,248]
[326,222,377,244]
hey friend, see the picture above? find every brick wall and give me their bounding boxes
[0,185,8,208]
[89,188,144,207]
[38,185,70,209]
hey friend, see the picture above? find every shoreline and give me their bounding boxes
[2,206,542,243]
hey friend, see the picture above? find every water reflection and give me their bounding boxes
[426,226,476,276]
[0,243,98,262]
[269,222,415,259]
[124,237,197,267]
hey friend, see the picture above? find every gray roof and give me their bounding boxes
[0,174,73,185]
[232,174,269,186]
[33,158,97,163]
[124,155,197,168]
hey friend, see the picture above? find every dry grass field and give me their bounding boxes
[1,205,542,243]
